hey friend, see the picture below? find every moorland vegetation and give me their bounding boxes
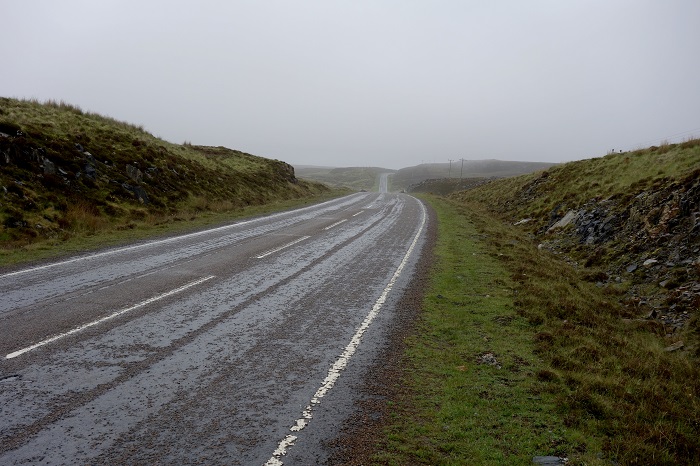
[0,98,332,264]
[371,140,700,465]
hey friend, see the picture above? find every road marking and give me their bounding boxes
[0,194,362,280]
[5,275,216,359]
[352,210,364,217]
[323,219,347,230]
[255,236,310,259]
[265,199,427,466]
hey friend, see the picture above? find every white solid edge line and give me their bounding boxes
[255,236,310,259]
[323,219,347,230]
[0,194,365,279]
[265,198,427,466]
[5,275,216,359]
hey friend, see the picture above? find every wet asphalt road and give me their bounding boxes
[0,191,429,465]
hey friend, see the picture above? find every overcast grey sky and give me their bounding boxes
[3,1,699,169]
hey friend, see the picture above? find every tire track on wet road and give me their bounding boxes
[0,192,429,465]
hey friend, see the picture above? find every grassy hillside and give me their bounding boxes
[0,98,331,262]
[363,144,699,465]
[391,160,556,192]
[453,141,700,335]
[440,142,700,463]
[295,165,394,191]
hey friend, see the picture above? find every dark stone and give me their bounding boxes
[74,143,84,152]
[85,164,97,180]
[131,185,149,204]
[533,456,564,465]
[126,164,143,183]
[43,158,56,175]
[121,182,149,204]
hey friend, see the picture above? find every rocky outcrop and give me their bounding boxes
[277,162,297,183]
[126,164,143,183]
[537,171,700,339]
[121,183,149,204]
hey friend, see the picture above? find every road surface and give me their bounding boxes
[378,172,392,194]
[0,192,429,465]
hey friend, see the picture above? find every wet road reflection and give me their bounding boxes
[0,192,428,465]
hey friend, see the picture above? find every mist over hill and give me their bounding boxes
[294,166,395,191]
[390,160,556,192]
[295,160,555,193]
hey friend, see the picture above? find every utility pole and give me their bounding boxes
[460,158,465,179]
[448,159,454,178]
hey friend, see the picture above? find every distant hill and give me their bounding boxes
[404,177,495,195]
[295,165,395,191]
[0,98,329,250]
[390,160,556,192]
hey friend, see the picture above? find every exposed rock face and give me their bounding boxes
[542,175,700,254]
[538,172,700,340]
[277,162,297,183]
[572,202,619,244]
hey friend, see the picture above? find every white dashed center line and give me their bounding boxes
[255,236,310,259]
[5,275,216,359]
[265,201,427,465]
[323,219,347,230]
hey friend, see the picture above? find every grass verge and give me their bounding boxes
[375,196,584,465]
[0,189,347,268]
[374,195,699,465]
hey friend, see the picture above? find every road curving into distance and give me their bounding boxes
[0,191,430,465]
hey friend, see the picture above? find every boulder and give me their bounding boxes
[85,163,97,180]
[122,182,149,204]
[43,157,56,175]
[547,210,577,232]
[126,164,143,183]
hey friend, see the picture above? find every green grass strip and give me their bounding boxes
[375,196,587,465]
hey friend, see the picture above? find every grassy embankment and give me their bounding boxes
[0,98,344,266]
[375,143,700,465]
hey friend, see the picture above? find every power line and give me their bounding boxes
[626,125,700,151]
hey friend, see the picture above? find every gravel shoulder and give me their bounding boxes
[328,201,437,464]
